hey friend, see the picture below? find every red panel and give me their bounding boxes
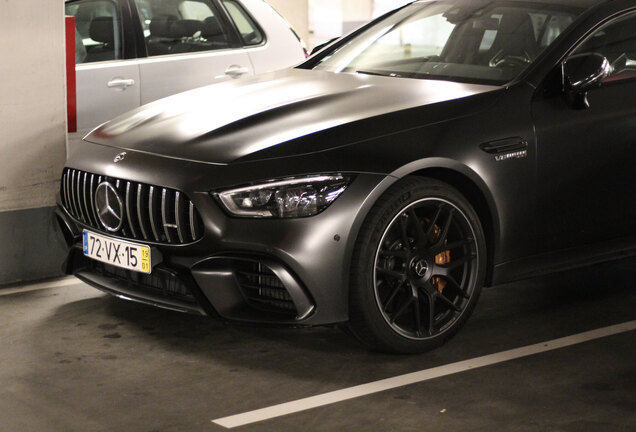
[65,16,77,133]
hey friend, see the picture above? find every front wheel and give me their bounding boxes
[347,177,486,353]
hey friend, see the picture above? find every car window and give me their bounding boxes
[222,0,263,46]
[573,12,636,83]
[357,12,455,63]
[134,0,231,56]
[65,0,122,64]
[536,14,574,47]
[314,2,582,85]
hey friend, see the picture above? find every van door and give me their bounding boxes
[132,0,254,105]
[66,0,141,151]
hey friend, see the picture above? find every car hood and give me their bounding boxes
[85,69,499,164]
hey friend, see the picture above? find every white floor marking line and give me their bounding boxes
[213,320,636,429]
[0,277,81,296]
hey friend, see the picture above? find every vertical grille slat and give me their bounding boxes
[69,170,77,219]
[74,170,83,220]
[75,170,86,222]
[60,169,203,245]
[149,186,161,242]
[68,170,74,215]
[90,174,98,228]
[189,201,198,241]
[175,192,186,243]
[126,182,138,239]
[61,170,68,210]
[82,172,92,226]
[161,188,174,244]
[137,184,150,241]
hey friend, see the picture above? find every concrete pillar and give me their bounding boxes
[0,0,67,284]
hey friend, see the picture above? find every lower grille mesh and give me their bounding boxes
[86,259,197,304]
[235,261,297,315]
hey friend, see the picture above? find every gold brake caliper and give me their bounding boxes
[429,224,450,293]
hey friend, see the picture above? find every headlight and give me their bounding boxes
[215,175,353,218]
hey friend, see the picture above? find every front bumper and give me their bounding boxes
[55,172,388,326]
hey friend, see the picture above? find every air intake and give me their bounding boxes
[234,261,297,315]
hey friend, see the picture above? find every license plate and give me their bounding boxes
[83,230,151,274]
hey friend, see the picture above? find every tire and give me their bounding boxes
[347,177,486,354]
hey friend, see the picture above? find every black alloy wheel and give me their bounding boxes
[348,177,486,353]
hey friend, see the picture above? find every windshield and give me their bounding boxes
[313,0,583,85]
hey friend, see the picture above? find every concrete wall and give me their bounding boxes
[0,0,67,285]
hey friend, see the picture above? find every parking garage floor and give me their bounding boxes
[1,258,634,432]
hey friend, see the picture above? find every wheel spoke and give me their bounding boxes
[413,296,422,336]
[390,295,414,323]
[382,281,405,311]
[435,208,454,247]
[378,249,407,258]
[408,209,425,243]
[426,292,435,336]
[376,266,406,281]
[439,275,470,299]
[434,253,476,276]
[431,238,473,255]
[398,215,410,248]
[444,238,473,251]
[446,253,476,270]
[424,205,443,246]
[436,291,461,312]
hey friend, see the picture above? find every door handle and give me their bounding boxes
[224,65,249,79]
[107,78,136,89]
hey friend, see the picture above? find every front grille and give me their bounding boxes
[61,168,203,244]
[235,261,297,316]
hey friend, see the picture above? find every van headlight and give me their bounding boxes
[214,175,353,218]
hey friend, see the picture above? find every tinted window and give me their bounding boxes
[65,0,122,64]
[314,1,582,85]
[573,13,636,82]
[134,0,231,56]
[222,0,263,46]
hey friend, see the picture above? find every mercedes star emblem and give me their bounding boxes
[95,182,124,232]
[113,152,127,163]
[413,259,428,278]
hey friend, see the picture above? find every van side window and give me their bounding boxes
[134,0,231,56]
[65,0,122,63]
[222,0,264,46]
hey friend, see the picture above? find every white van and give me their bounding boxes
[65,0,307,148]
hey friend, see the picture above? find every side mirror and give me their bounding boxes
[562,53,611,109]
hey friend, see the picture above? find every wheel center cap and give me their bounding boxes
[411,258,429,278]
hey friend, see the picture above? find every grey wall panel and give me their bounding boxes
[0,207,66,286]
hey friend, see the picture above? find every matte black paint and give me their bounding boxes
[58,0,636,326]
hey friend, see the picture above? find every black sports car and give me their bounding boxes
[56,0,636,353]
